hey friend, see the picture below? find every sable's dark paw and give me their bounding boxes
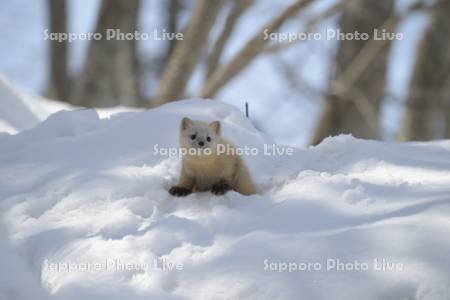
[211,182,231,195]
[169,186,192,197]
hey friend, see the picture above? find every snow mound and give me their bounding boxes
[0,74,71,134]
[0,74,42,134]
[0,73,142,135]
[1,99,450,300]
[0,222,49,300]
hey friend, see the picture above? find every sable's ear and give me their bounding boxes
[209,121,221,135]
[181,117,193,130]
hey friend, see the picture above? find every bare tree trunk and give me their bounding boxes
[152,0,224,106]
[205,0,253,80]
[445,75,450,138]
[47,0,70,101]
[199,0,314,99]
[155,0,181,75]
[310,0,394,145]
[401,0,450,141]
[445,111,450,139]
[71,0,141,107]
[167,0,180,59]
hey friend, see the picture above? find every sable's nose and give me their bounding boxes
[198,141,204,147]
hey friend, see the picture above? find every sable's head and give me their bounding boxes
[179,117,221,151]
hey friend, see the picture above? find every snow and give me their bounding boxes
[0,222,49,300]
[0,74,70,134]
[0,76,141,135]
[1,99,450,299]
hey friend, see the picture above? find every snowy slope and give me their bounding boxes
[0,222,49,300]
[1,100,450,299]
[0,74,70,134]
[0,75,142,135]
[0,74,45,134]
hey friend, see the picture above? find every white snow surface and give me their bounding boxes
[0,76,141,135]
[0,74,62,134]
[1,99,450,300]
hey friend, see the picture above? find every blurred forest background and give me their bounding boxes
[0,0,449,146]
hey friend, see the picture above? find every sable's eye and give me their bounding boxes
[190,134,196,140]
[206,136,211,142]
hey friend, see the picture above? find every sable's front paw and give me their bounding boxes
[169,186,192,197]
[211,182,231,195]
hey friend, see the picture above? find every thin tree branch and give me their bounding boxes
[152,0,224,106]
[329,1,428,131]
[205,0,254,80]
[263,0,345,54]
[199,0,315,99]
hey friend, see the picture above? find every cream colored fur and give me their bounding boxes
[172,118,257,196]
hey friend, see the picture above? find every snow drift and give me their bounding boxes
[0,75,141,135]
[1,99,450,300]
[0,74,71,135]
